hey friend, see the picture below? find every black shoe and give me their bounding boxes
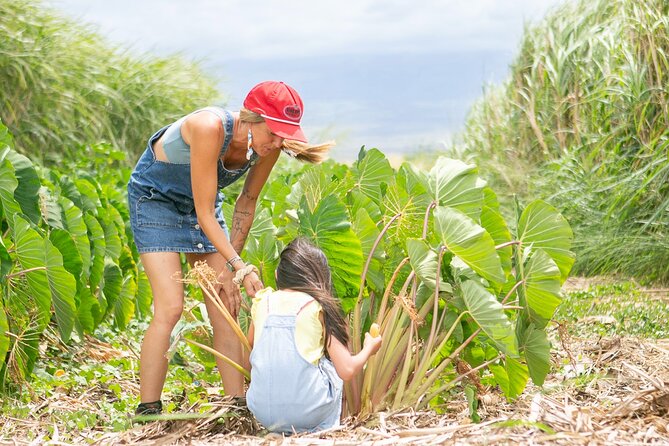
[135,400,163,416]
[232,396,247,407]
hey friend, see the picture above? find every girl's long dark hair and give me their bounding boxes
[275,237,349,350]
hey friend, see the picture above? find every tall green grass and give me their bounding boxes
[458,0,669,282]
[1,0,222,165]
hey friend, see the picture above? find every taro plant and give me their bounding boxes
[0,122,150,390]
[344,155,574,415]
[177,148,574,413]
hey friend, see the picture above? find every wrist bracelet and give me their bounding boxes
[232,264,260,286]
[226,256,243,272]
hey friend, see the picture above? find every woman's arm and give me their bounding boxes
[226,149,280,297]
[186,112,240,261]
[327,333,382,381]
[229,149,280,255]
[185,113,250,315]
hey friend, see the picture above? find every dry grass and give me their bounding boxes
[3,337,667,445]
[2,282,669,445]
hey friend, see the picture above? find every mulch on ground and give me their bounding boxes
[2,280,668,445]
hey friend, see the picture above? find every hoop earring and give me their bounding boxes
[246,129,253,160]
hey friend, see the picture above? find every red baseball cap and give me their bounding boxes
[243,81,307,143]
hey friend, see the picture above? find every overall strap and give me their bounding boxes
[196,107,234,155]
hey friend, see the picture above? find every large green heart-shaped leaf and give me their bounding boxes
[434,206,505,284]
[460,280,517,357]
[245,231,280,289]
[59,175,83,210]
[347,189,382,224]
[0,159,22,230]
[351,147,394,205]
[99,207,122,260]
[0,236,11,281]
[75,287,99,334]
[397,162,429,199]
[262,175,293,223]
[517,200,574,282]
[291,164,351,213]
[354,207,385,291]
[60,197,91,280]
[480,205,513,275]
[519,324,551,386]
[102,260,122,321]
[407,238,451,293]
[114,276,137,330]
[427,158,485,220]
[74,178,102,214]
[0,297,9,373]
[40,187,64,229]
[0,148,41,225]
[136,270,153,319]
[85,213,106,291]
[13,215,76,342]
[490,356,530,399]
[523,249,562,328]
[298,195,363,312]
[241,206,279,287]
[49,229,83,283]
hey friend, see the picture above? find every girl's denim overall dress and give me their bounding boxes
[127,108,258,253]
[247,294,343,433]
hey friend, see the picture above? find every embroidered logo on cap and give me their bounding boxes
[283,105,302,120]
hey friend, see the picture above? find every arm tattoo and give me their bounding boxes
[241,188,258,201]
[230,208,253,253]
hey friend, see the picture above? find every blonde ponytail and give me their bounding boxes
[282,139,335,164]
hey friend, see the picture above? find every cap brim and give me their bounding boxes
[265,119,308,143]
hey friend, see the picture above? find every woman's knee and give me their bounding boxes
[152,303,184,327]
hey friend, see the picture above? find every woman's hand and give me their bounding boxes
[363,332,383,356]
[242,271,264,298]
[217,268,242,318]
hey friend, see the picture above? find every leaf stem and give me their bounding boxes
[5,266,47,279]
[183,338,250,380]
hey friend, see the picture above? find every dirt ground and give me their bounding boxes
[87,337,669,446]
[3,278,669,445]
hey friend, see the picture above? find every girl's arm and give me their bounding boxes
[327,332,382,381]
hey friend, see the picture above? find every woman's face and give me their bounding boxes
[251,122,284,157]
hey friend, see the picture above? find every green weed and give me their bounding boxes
[557,282,669,338]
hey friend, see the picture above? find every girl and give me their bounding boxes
[246,238,382,433]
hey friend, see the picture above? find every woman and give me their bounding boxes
[127,81,333,415]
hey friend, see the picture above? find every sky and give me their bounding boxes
[44,0,567,162]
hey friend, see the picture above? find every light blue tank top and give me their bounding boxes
[161,107,230,164]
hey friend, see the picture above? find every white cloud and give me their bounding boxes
[41,0,570,160]
[45,0,566,60]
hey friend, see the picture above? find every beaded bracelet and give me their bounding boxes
[232,264,260,286]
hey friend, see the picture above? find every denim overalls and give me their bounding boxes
[247,293,343,433]
[127,108,258,253]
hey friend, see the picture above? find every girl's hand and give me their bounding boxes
[217,268,241,318]
[363,332,383,355]
[242,271,264,298]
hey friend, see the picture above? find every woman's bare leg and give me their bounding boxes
[138,252,184,403]
[187,252,245,396]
